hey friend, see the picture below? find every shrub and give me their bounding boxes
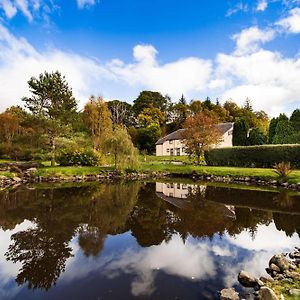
[56,149,100,166]
[273,162,292,179]
[204,144,300,168]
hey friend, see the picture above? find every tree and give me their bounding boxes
[136,123,161,154]
[232,118,249,146]
[22,71,77,166]
[290,109,300,131]
[0,112,20,145]
[137,106,166,127]
[103,125,138,170]
[83,96,112,151]
[107,100,133,127]
[268,117,278,143]
[181,112,222,165]
[132,91,168,116]
[248,128,267,145]
[273,120,296,144]
[243,98,253,112]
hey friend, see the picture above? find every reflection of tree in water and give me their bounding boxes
[2,181,140,290]
[128,183,172,247]
[273,213,300,237]
[5,227,72,291]
[273,191,294,209]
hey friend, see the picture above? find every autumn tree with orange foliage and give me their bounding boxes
[181,112,222,165]
[0,112,20,145]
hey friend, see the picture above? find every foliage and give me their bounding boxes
[137,106,165,126]
[273,162,292,180]
[205,144,300,168]
[136,123,161,154]
[107,100,134,126]
[83,96,112,150]
[103,125,139,170]
[56,149,100,166]
[232,118,249,146]
[0,112,20,144]
[290,109,300,131]
[268,117,278,144]
[132,91,168,116]
[248,128,267,145]
[272,120,296,144]
[181,112,222,164]
[22,71,78,166]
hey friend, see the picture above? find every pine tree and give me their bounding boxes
[290,109,300,131]
[232,118,249,146]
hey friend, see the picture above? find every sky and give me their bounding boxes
[0,0,300,116]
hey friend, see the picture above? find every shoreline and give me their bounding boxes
[1,168,300,191]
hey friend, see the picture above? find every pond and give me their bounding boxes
[0,180,299,300]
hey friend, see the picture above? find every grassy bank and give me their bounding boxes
[1,156,300,184]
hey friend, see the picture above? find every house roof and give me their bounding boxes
[155,122,233,145]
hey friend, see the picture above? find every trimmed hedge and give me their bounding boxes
[57,149,100,166]
[204,144,300,168]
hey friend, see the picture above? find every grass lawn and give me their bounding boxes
[1,155,300,184]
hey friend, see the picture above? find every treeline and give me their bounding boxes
[0,71,298,164]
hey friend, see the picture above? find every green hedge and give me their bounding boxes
[56,149,100,166]
[204,144,300,168]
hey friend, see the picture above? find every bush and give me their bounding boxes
[204,144,300,168]
[56,149,100,166]
[273,162,292,179]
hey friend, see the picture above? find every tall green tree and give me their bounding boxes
[290,109,300,131]
[132,91,167,116]
[136,123,161,154]
[248,128,267,145]
[273,120,296,144]
[232,118,249,146]
[22,71,77,166]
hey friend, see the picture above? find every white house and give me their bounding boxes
[155,122,233,156]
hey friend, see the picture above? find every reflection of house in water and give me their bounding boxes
[156,182,236,219]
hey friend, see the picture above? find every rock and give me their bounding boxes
[259,276,274,283]
[12,177,22,183]
[269,254,290,272]
[220,288,240,300]
[274,274,284,281]
[269,263,281,273]
[281,278,293,284]
[289,251,300,259]
[289,289,300,297]
[284,271,300,280]
[257,287,279,300]
[238,271,258,288]
[255,278,264,287]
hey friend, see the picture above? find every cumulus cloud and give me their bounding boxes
[256,0,268,11]
[77,0,97,9]
[109,44,212,99]
[232,26,276,55]
[276,7,300,33]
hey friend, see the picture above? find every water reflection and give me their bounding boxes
[0,181,299,299]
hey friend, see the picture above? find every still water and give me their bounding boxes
[0,180,299,300]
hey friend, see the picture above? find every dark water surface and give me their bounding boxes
[0,180,300,300]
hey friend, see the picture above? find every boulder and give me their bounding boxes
[269,254,290,272]
[257,287,278,300]
[269,263,281,273]
[259,276,274,283]
[12,177,22,183]
[289,289,300,297]
[220,288,240,300]
[238,271,258,288]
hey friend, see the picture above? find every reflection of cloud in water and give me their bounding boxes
[226,222,299,251]
[0,220,36,300]
[222,222,300,288]
[103,234,216,296]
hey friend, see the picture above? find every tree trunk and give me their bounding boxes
[51,136,56,167]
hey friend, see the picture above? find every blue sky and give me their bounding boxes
[0,0,300,116]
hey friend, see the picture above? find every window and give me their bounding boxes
[170,149,174,156]
[177,184,181,189]
[228,130,233,136]
[167,149,170,153]
[169,140,173,144]
[176,148,180,156]
[182,147,185,153]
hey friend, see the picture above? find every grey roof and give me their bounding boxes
[155,122,233,145]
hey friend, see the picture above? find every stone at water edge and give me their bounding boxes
[257,287,279,300]
[238,271,258,288]
[289,289,300,297]
[220,288,240,300]
[269,254,290,272]
[269,263,281,273]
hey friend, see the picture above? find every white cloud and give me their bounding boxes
[215,48,300,116]
[76,0,97,9]
[226,2,248,17]
[276,7,300,33]
[0,0,17,18]
[0,0,38,21]
[256,0,268,11]
[109,44,212,99]
[232,26,276,55]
